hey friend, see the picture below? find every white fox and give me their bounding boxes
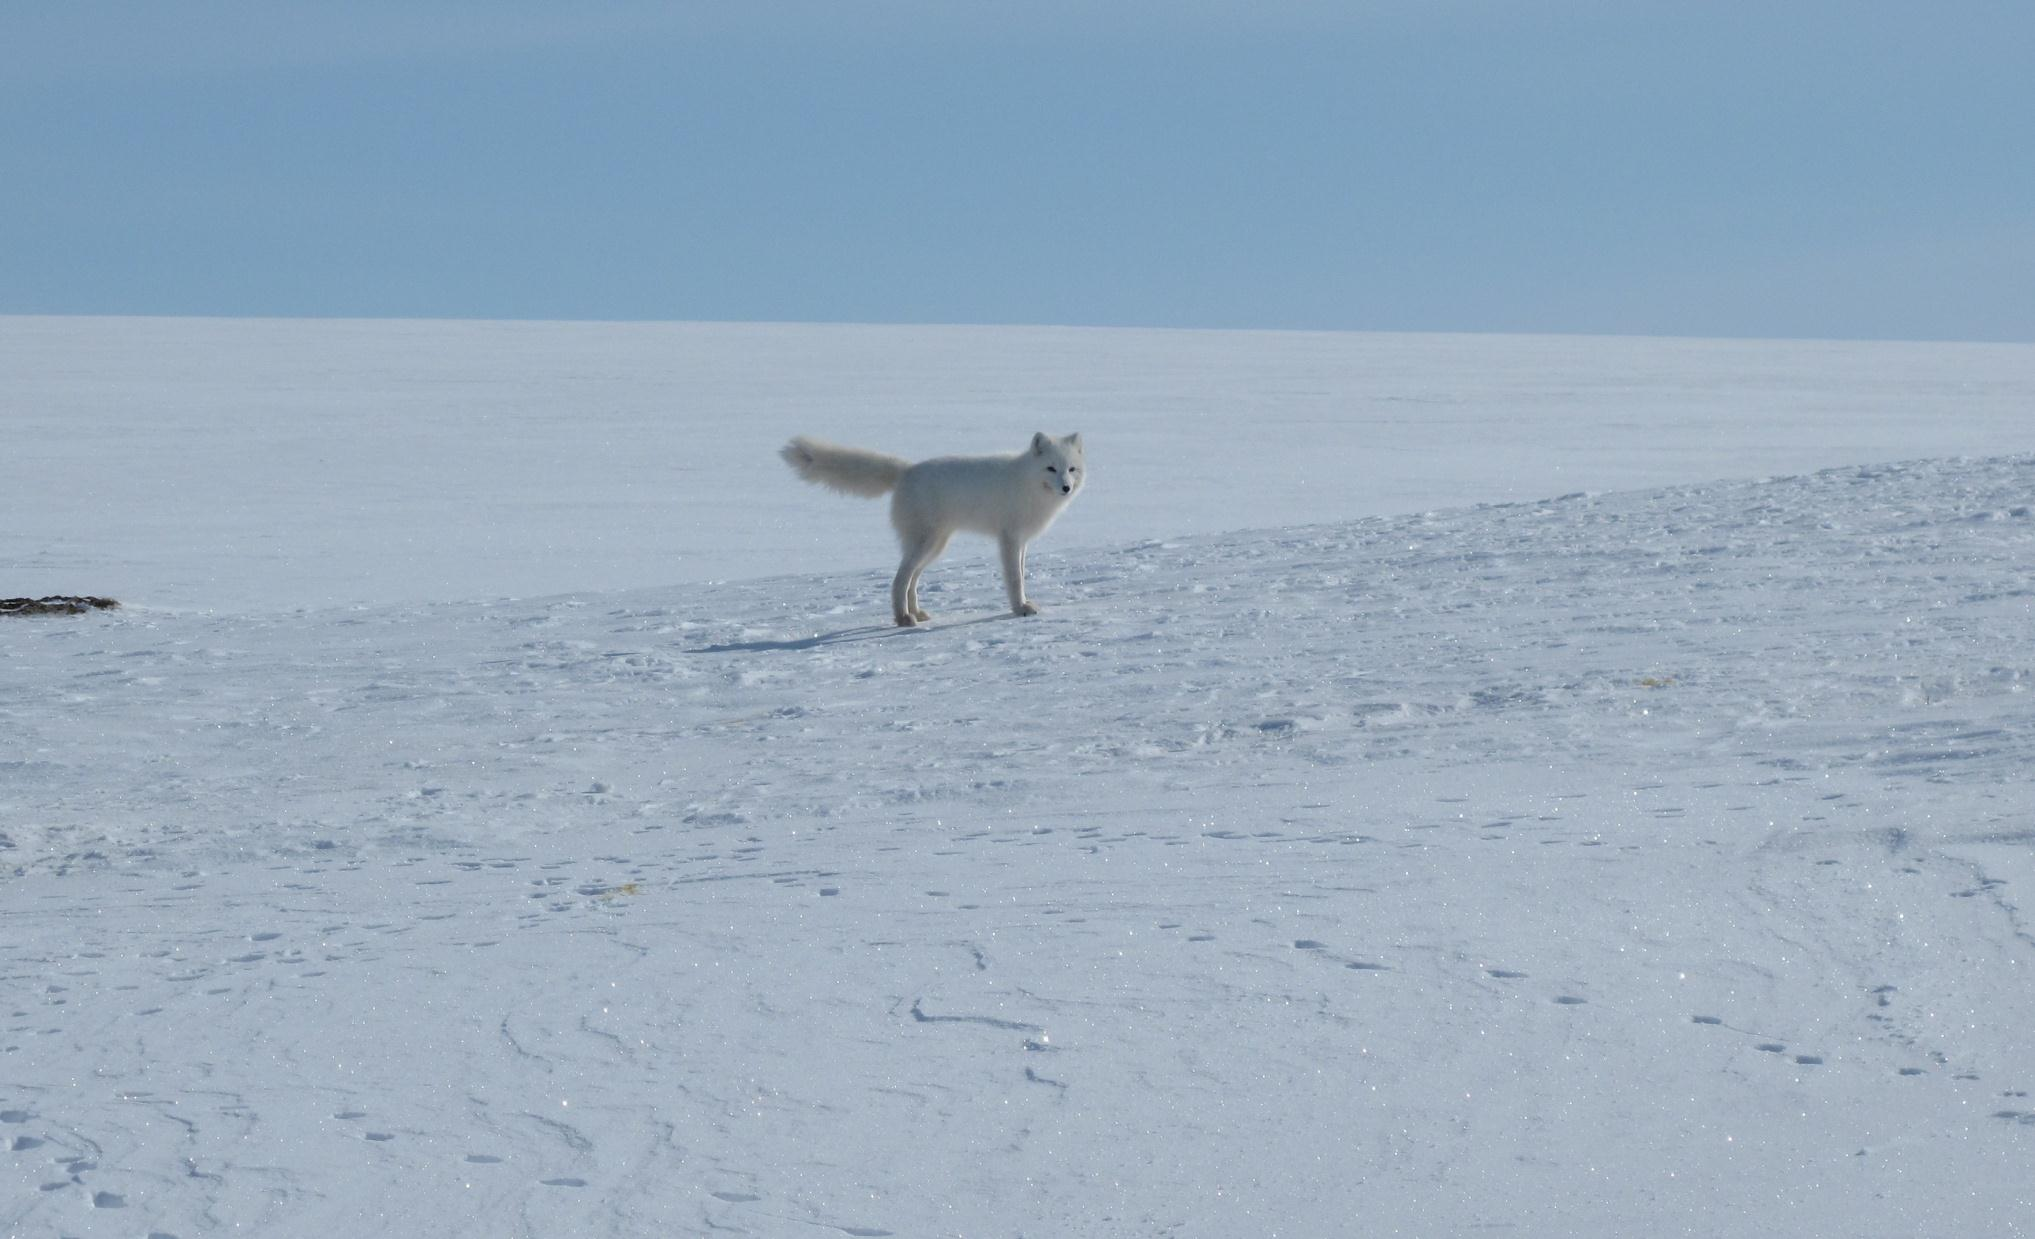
[780,432,1086,626]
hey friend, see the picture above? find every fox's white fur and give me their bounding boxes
[780,432,1086,626]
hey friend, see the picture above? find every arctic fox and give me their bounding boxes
[780,432,1085,626]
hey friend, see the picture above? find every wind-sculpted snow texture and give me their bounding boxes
[7,454,2035,1237]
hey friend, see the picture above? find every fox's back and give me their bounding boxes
[893,452,1063,538]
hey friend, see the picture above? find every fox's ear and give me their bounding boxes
[1065,432,1081,448]
[1032,432,1048,455]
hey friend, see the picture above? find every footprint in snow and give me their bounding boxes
[464,1154,503,1164]
[711,1191,761,1203]
[1293,938,1388,970]
[541,1177,587,1187]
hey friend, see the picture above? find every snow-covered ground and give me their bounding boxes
[6,315,2034,611]
[5,319,2035,1237]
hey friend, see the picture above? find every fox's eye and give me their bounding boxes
[1046,466,1058,473]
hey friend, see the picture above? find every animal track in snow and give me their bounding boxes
[1286,938,1392,971]
[908,999,1040,1033]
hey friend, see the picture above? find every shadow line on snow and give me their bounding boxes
[685,612,1014,654]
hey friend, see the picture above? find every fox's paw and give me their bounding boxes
[911,608,931,623]
[1014,601,1040,617]
[894,613,919,628]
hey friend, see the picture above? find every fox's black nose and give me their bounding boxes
[1060,485,1071,494]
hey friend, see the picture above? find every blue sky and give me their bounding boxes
[4,1,2030,339]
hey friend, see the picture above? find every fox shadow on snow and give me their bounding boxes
[685,610,1017,654]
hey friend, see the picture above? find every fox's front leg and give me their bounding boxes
[999,534,1038,616]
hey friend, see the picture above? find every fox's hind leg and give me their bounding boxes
[892,529,949,626]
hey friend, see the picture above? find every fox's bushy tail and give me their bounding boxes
[779,436,910,498]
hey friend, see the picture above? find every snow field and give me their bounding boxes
[7,448,2035,1236]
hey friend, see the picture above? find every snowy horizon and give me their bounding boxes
[9,315,2034,614]
[21,309,2035,343]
